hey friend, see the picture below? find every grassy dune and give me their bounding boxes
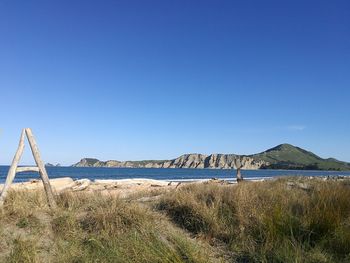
[1,178,350,262]
[0,191,213,263]
[158,178,350,262]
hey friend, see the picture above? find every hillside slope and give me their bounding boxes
[73,144,350,171]
[251,144,350,170]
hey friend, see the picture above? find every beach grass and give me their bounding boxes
[0,191,213,263]
[157,178,350,262]
[1,177,350,262]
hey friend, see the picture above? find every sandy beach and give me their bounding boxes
[0,177,221,198]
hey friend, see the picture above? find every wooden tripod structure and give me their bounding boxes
[0,128,56,208]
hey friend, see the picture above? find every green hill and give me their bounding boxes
[73,144,350,171]
[251,144,350,171]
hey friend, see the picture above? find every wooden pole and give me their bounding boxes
[234,158,243,183]
[25,128,57,208]
[0,129,26,206]
[236,167,243,182]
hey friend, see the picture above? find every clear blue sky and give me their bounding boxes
[0,0,349,165]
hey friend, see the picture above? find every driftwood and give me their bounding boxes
[72,179,91,191]
[0,128,57,208]
[0,130,26,206]
[16,166,40,173]
[25,128,56,208]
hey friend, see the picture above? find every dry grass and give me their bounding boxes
[157,178,350,263]
[2,177,350,262]
[0,190,214,263]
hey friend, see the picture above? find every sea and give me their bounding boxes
[1,166,350,184]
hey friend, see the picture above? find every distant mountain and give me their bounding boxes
[252,144,350,170]
[73,144,350,171]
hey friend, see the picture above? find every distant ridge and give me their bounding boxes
[251,144,350,170]
[73,144,350,171]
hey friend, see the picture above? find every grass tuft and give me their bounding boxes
[157,178,350,262]
[1,190,211,263]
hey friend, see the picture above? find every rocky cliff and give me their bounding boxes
[74,154,267,169]
[73,144,350,170]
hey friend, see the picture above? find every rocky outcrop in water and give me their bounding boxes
[45,163,61,167]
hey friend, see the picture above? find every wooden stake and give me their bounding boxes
[0,129,57,209]
[234,158,243,183]
[25,128,57,208]
[236,167,243,182]
[0,130,25,206]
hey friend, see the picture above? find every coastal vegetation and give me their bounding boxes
[1,177,350,262]
[158,178,350,262]
[0,191,214,263]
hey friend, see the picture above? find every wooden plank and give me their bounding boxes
[25,128,57,208]
[16,166,40,173]
[0,129,26,206]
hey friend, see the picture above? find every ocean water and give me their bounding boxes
[1,166,350,184]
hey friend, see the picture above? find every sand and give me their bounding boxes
[0,177,193,198]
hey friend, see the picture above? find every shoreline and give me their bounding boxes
[0,177,266,198]
[1,175,349,199]
[1,164,350,171]
[0,177,210,198]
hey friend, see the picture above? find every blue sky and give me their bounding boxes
[0,0,349,165]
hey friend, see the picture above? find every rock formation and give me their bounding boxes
[73,154,267,169]
[73,144,350,170]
